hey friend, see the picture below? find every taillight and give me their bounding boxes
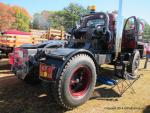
[41,65,45,72]
[47,67,53,74]
[9,53,14,65]
[40,64,55,80]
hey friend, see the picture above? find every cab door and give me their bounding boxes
[122,16,139,52]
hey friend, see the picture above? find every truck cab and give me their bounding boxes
[68,12,115,54]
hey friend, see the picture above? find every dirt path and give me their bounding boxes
[0,59,150,113]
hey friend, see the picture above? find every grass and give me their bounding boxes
[0,59,150,113]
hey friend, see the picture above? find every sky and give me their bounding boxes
[0,0,150,24]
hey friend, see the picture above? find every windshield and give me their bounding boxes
[86,19,105,27]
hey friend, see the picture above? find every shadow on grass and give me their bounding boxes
[0,62,11,70]
[0,54,8,59]
[91,67,120,101]
[0,76,65,113]
[0,70,12,74]
[143,105,150,113]
[0,60,122,113]
[91,87,120,101]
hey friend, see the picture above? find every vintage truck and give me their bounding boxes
[37,2,144,109]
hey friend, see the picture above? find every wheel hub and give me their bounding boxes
[69,65,92,98]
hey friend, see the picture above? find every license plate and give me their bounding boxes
[39,63,55,80]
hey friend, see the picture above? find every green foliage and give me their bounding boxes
[48,11,64,29]
[12,6,31,32]
[32,3,89,30]
[0,3,31,32]
[61,3,88,28]
[144,23,150,35]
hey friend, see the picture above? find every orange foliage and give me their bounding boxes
[12,5,31,19]
[0,2,31,31]
[0,2,16,31]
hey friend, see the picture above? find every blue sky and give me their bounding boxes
[0,0,150,24]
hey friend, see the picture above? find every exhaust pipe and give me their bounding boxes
[115,0,124,59]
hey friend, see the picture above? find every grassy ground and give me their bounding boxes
[0,58,150,113]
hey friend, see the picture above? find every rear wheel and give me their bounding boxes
[127,50,140,78]
[52,54,96,109]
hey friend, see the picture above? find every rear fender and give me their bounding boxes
[42,49,98,81]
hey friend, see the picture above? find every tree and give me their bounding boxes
[32,11,64,30]
[144,22,150,39]
[32,11,50,30]
[12,6,31,32]
[61,3,88,29]
[32,3,88,30]
[0,3,15,31]
[0,3,31,32]
[48,11,64,29]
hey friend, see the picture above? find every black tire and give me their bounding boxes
[52,54,96,109]
[127,50,140,78]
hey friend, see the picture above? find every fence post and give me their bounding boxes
[32,37,35,44]
[14,36,17,47]
[48,28,51,39]
[61,27,64,40]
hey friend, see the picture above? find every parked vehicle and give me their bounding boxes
[38,3,144,109]
[0,28,66,55]
[9,40,67,84]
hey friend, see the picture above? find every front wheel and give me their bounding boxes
[53,54,96,109]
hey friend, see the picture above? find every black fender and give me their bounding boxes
[43,48,99,81]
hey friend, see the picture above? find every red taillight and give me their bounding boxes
[40,64,55,80]
[41,64,45,71]
[47,67,53,74]
[9,53,14,65]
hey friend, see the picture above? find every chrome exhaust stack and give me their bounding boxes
[115,0,124,59]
